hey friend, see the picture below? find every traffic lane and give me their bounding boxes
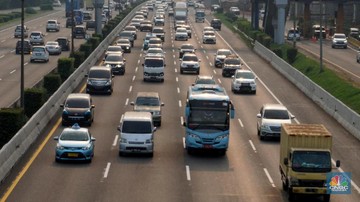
[0,9,65,56]
[207,12,358,200]
[296,39,360,84]
[0,36,87,108]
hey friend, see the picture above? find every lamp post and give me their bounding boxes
[319,0,324,73]
[71,0,75,56]
[20,0,24,108]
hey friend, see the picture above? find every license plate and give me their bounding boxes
[68,153,78,157]
[203,145,213,149]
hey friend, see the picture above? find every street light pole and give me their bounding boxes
[319,0,324,73]
[71,0,75,56]
[20,0,24,108]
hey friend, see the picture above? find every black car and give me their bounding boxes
[15,39,32,54]
[66,17,75,28]
[73,26,86,39]
[60,93,95,126]
[178,43,195,58]
[210,19,221,30]
[86,20,96,30]
[56,37,70,51]
[86,66,114,94]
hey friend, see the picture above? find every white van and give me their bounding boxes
[118,111,156,157]
[142,57,165,82]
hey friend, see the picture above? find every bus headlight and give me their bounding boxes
[215,134,229,141]
[187,133,201,141]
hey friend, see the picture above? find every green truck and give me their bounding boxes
[280,124,340,202]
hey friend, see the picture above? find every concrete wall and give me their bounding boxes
[0,2,144,183]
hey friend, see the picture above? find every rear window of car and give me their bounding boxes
[31,32,41,36]
[122,121,152,133]
[32,47,45,52]
[225,59,240,64]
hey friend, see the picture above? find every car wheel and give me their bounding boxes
[253,90,256,95]
[187,148,194,155]
[119,151,124,157]
[180,69,184,74]
[55,158,61,163]
[218,149,226,156]
[148,152,154,158]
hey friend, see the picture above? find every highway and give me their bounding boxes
[0,5,88,108]
[0,3,360,202]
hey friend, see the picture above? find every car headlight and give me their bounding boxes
[85,110,91,116]
[56,143,64,150]
[120,138,127,143]
[180,63,186,68]
[82,143,92,150]
[344,40,348,44]
[153,111,160,115]
[261,124,271,131]
[290,177,300,186]
[105,64,111,68]
[105,80,111,85]
[87,80,93,85]
[145,139,153,144]
[235,80,242,84]
[215,134,229,141]
[187,133,201,141]
[194,63,199,67]
[62,110,68,115]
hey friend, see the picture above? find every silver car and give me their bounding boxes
[45,41,62,55]
[29,31,45,45]
[130,92,164,126]
[30,46,49,63]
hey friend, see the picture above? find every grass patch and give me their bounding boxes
[0,9,53,28]
[217,13,360,114]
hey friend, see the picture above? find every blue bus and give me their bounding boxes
[73,10,84,24]
[183,84,234,155]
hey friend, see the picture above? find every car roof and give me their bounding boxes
[122,111,152,121]
[67,93,91,100]
[262,103,288,110]
[89,66,112,71]
[197,75,213,80]
[136,92,160,98]
[183,53,197,57]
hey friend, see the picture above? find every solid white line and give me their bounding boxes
[180,116,184,126]
[10,70,16,74]
[249,140,257,152]
[103,162,111,178]
[332,159,360,194]
[112,135,119,147]
[182,137,186,148]
[125,98,129,106]
[176,77,179,82]
[237,119,244,127]
[129,86,132,93]
[177,87,180,93]
[263,168,276,187]
[217,78,222,84]
[0,55,4,59]
[179,100,182,107]
[186,165,191,181]
[206,55,209,60]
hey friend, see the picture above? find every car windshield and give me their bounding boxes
[122,121,152,133]
[235,72,255,79]
[204,32,215,36]
[89,69,111,78]
[183,55,198,61]
[144,59,164,67]
[177,28,187,33]
[48,21,56,24]
[107,47,122,51]
[106,55,123,62]
[60,131,89,141]
[196,79,215,84]
[31,32,41,36]
[65,98,89,108]
[225,59,240,65]
[136,97,160,106]
[120,32,132,37]
[46,42,58,46]
[334,34,346,39]
[125,27,136,31]
[263,109,290,119]
[32,47,45,52]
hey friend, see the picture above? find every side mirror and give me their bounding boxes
[117,125,121,131]
[256,113,261,118]
[91,105,95,108]
[284,158,289,165]
[198,59,201,62]
[153,127,157,132]
[142,63,144,66]
[164,64,166,67]
[336,160,340,167]
[85,74,88,77]
[53,136,59,141]
[103,58,105,61]
[91,137,96,141]
[130,102,135,105]
[290,115,295,119]
[183,121,186,127]
[112,75,115,78]
[161,102,164,106]
[60,104,64,108]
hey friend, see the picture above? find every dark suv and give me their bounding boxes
[86,20,96,30]
[56,37,70,51]
[210,19,221,31]
[60,93,95,126]
[85,66,114,95]
[66,17,74,28]
[73,26,86,38]
[15,39,32,54]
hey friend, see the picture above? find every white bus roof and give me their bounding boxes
[187,84,230,101]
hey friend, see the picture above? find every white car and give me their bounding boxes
[29,31,45,45]
[101,14,108,24]
[256,104,295,140]
[45,41,62,55]
[332,33,347,49]
[46,20,60,32]
[145,47,165,58]
[203,26,215,33]
[30,46,49,63]
[175,27,188,41]
[203,30,216,44]
[231,69,257,94]
[180,53,201,74]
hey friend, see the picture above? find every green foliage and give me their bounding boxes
[286,47,298,64]
[88,37,101,50]
[70,51,85,68]
[57,57,75,82]
[40,4,53,11]
[24,88,46,118]
[225,12,237,22]
[0,108,27,149]
[272,48,283,58]
[43,73,62,96]
[25,7,37,14]
[79,43,92,58]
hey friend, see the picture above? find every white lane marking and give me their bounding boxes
[180,116,184,126]
[103,162,111,178]
[0,55,4,59]
[112,135,119,147]
[174,61,177,65]
[249,140,257,153]
[263,168,276,187]
[182,137,186,148]
[132,76,136,82]
[173,55,175,58]
[24,62,28,66]
[10,70,16,74]
[237,119,244,127]
[178,100,182,107]
[332,159,360,194]
[176,77,179,82]
[125,98,129,106]
[217,78,222,84]
[137,60,140,64]
[186,165,191,181]
[129,86,132,93]
[209,62,212,66]
[172,49,175,52]
[1,40,5,43]
[10,50,15,53]
[177,87,180,93]
[135,67,138,72]
[174,68,177,73]
[0,78,2,81]
[213,70,217,74]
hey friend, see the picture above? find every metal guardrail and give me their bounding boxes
[0,2,145,183]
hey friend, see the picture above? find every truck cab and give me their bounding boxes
[195,9,205,23]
